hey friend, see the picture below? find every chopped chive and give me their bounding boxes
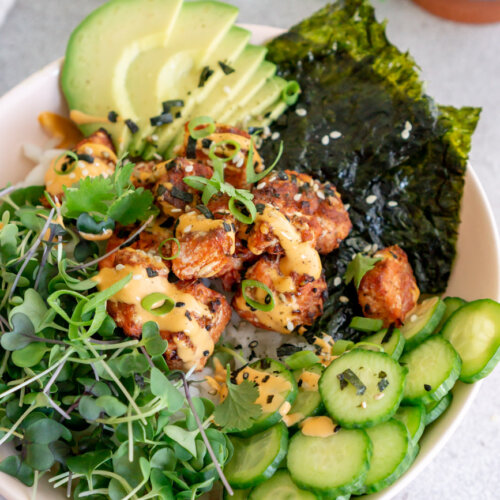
[241,279,275,312]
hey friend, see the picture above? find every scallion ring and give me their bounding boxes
[208,139,241,163]
[282,80,301,105]
[188,116,215,139]
[245,137,284,184]
[229,196,256,224]
[241,279,275,312]
[141,293,175,316]
[53,150,79,175]
[158,237,181,260]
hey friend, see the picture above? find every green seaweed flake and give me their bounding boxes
[261,0,480,342]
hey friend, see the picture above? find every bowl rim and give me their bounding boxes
[0,22,499,500]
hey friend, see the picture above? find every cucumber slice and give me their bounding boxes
[225,422,288,489]
[441,299,500,382]
[319,349,406,428]
[425,392,453,425]
[235,359,298,437]
[360,419,416,494]
[284,365,324,427]
[357,328,405,360]
[401,297,446,351]
[394,404,426,443]
[401,335,461,404]
[434,297,467,333]
[287,427,371,496]
[249,470,319,500]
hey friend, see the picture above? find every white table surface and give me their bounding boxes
[0,1,499,499]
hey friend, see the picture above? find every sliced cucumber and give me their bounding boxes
[401,335,461,405]
[357,328,405,360]
[434,297,467,333]
[235,359,298,437]
[360,419,415,494]
[287,427,371,496]
[441,299,500,382]
[394,404,426,443]
[249,470,319,500]
[284,365,324,427]
[225,422,288,489]
[401,297,446,351]
[425,392,453,425]
[319,349,406,428]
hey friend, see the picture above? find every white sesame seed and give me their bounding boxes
[332,42,338,51]
[133,274,143,280]
[102,151,110,159]
[115,264,125,271]
[387,201,398,207]
[330,131,342,139]
[257,182,266,190]
[410,314,418,323]
[321,135,330,146]
[184,225,192,233]
[373,393,385,401]
[371,244,378,252]
[279,293,287,302]
[171,208,182,213]
[361,401,367,409]
[339,296,349,304]
[223,86,231,95]
[263,126,271,137]
[317,191,325,200]
[82,169,89,176]
[401,129,410,140]
[404,121,413,131]
[287,321,294,331]
[185,165,193,173]
[365,195,377,205]
[293,193,302,202]
[344,204,350,211]
[363,244,372,253]
[153,153,163,161]
[296,108,307,117]
[334,277,342,287]
[269,176,277,182]
[77,161,86,169]
[69,173,76,179]
[271,132,280,141]
[151,134,159,142]
[84,146,93,155]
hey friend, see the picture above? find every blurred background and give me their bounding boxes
[0,0,499,499]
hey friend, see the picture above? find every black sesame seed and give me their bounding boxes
[175,302,185,308]
[298,379,303,388]
[266,395,274,404]
[175,111,182,119]
[203,350,210,357]
[185,311,192,321]
[146,267,158,278]
[243,372,249,380]
[201,138,212,149]
[424,384,432,392]
[262,375,270,383]
[277,171,288,181]
[107,110,118,123]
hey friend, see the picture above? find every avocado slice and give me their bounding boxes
[218,60,277,123]
[143,25,252,159]
[126,0,239,156]
[163,44,268,157]
[62,0,183,145]
[227,76,287,127]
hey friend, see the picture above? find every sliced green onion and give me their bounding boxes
[188,116,215,139]
[159,238,181,260]
[349,316,383,332]
[285,350,320,370]
[141,293,175,316]
[241,279,274,312]
[208,139,241,163]
[331,339,354,356]
[201,183,219,206]
[245,137,284,184]
[229,196,256,224]
[53,150,78,175]
[282,80,301,105]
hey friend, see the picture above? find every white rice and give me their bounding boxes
[19,142,64,189]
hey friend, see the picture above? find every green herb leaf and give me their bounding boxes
[164,425,198,457]
[151,368,184,412]
[142,321,168,357]
[344,253,382,289]
[0,456,34,486]
[95,395,127,417]
[25,418,70,444]
[1,313,35,351]
[11,342,47,368]
[213,369,262,432]
[62,176,115,218]
[107,189,156,225]
[66,450,112,475]
[25,443,55,471]
[78,395,102,421]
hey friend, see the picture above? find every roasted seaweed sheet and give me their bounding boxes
[261,0,480,342]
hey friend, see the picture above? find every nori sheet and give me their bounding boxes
[260,0,480,342]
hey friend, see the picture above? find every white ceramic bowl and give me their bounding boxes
[0,24,498,500]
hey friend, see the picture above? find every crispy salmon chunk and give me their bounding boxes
[153,157,212,217]
[358,245,420,327]
[96,248,231,371]
[232,256,327,334]
[252,170,352,254]
[177,123,264,189]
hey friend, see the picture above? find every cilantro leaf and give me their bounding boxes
[213,369,262,432]
[344,253,382,288]
[107,189,156,225]
[62,176,115,218]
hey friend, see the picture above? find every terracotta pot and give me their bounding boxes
[412,0,500,23]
